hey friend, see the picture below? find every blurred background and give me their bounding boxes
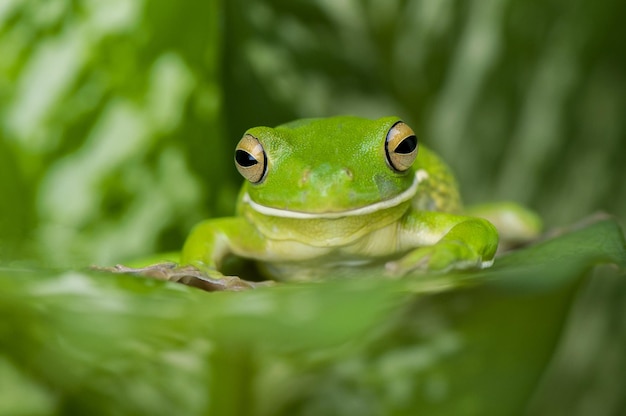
[0,0,624,414]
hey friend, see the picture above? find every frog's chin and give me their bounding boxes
[242,169,428,220]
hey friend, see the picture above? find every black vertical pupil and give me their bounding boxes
[394,135,417,154]
[236,150,258,167]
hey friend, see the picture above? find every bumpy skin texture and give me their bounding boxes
[178,116,527,285]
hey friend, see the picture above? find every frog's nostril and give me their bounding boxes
[343,168,354,180]
[298,169,311,186]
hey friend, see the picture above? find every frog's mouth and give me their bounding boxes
[242,169,428,219]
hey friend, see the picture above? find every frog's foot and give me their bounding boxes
[385,241,491,277]
[465,202,543,252]
[93,263,272,292]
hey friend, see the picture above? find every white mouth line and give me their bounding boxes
[242,169,428,219]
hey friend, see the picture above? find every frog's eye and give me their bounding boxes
[235,134,267,183]
[385,121,418,172]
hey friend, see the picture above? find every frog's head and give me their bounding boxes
[234,116,420,218]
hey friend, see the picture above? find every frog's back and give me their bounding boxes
[412,146,462,213]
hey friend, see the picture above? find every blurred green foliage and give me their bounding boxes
[1,0,625,415]
[0,0,227,265]
[1,219,624,415]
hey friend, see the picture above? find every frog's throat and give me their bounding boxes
[242,169,429,220]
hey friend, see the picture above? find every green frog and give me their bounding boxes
[138,116,539,289]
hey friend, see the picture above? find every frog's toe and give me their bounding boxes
[384,260,405,277]
[386,241,485,276]
[385,248,434,277]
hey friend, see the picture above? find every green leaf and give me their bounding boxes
[484,215,626,292]
[0,218,623,415]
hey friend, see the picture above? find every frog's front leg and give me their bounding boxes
[177,217,271,290]
[386,212,498,275]
[101,217,269,291]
